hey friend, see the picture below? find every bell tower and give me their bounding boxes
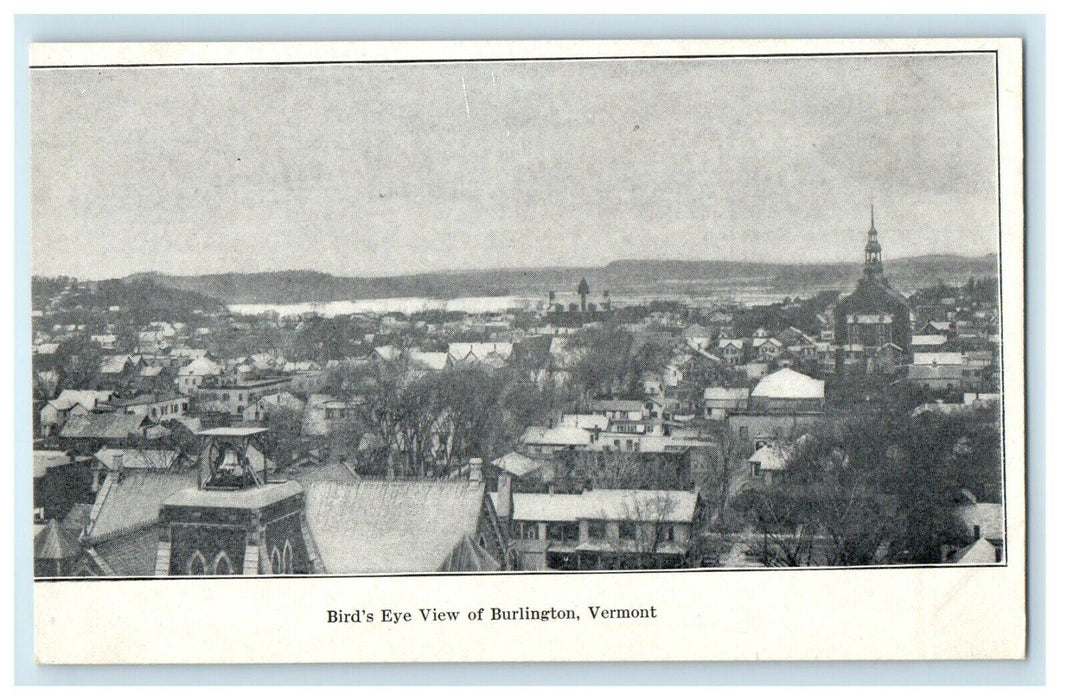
[864,204,884,281]
[155,427,318,576]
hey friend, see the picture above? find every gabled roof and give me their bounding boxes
[296,461,361,485]
[84,471,197,543]
[99,355,134,374]
[955,503,1004,541]
[48,389,114,412]
[438,533,500,572]
[33,450,76,478]
[59,412,149,440]
[752,368,824,400]
[178,357,221,376]
[952,538,999,564]
[94,448,180,472]
[89,526,162,577]
[492,451,551,478]
[913,352,965,366]
[748,444,790,471]
[302,480,491,574]
[34,519,82,560]
[509,489,699,524]
[704,387,750,401]
[520,425,591,446]
[591,399,645,412]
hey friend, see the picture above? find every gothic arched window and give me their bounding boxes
[270,547,282,574]
[282,540,294,574]
[186,551,207,576]
[211,551,234,576]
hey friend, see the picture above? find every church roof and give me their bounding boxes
[439,533,500,572]
[85,471,197,544]
[88,526,162,577]
[303,480,490,574]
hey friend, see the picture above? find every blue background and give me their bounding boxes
[13,13,1046,685]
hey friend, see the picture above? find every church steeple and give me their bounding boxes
[864,204,884,280]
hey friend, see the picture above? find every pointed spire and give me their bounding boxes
[869,203,876,234]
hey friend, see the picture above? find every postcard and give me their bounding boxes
[29,37,1025,663]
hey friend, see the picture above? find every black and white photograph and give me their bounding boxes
[27,38,1027,664]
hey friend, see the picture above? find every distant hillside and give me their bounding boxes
[131,255,999,305]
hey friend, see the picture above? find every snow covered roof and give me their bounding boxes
[751,368,824,400]
[509,490,699,524]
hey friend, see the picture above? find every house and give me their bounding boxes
[520,425,595,455]
[57,412,153,448]
[175,357,222,394]
[33,450,95,523]
[447,342,514,365]
[752,336,783,362]
[497,488,701,571]
[98,354,143,387]
[703,387,750,420]
[911,334,948,352]
[590,399,647,423]
[38,389,115,437]
[196,377,293,418]
[108,393,188,423]
[913,352,965,367]
[749,368,825,413]
[717,339,745,365]
[682,324,712,351]
[907,363,967,393]
[871,342,905,374]
[91,447,185,491]
[302,394,357,437]
[747,443,790,485]
[943,501,1004,564]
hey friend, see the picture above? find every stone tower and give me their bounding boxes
[155,427,317,576]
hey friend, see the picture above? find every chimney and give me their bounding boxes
[469,457,483,483]
[496,472,513,520]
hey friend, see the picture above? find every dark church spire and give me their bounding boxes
[864,204,884,281]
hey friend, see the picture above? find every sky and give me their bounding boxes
[30,52,1001,280]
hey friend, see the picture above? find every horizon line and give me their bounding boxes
[34,251,1000,283]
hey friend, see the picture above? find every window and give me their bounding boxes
[973,525,981,540]
[270,547,282,574]
[547,523,564,541]
[657,524,675,542]
[283,540,294,574]
[186,551,207,575]
[739,426,749,441]
[587,520,606,540]
[211,551,234,575]
[619,522,637,541]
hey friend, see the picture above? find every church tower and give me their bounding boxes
[864,204,884,280]
[155,427,317,576]
[577,277,590,312]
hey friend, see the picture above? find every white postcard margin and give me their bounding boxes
[31,37,1026,664]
